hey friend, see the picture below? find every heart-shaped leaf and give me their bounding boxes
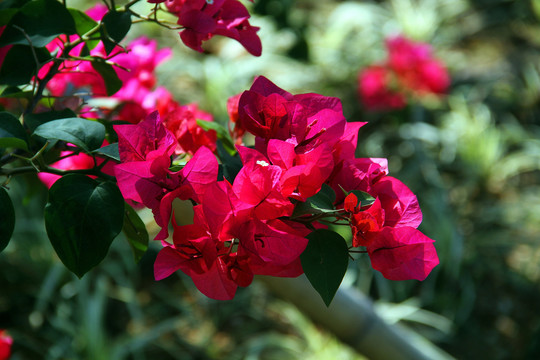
[300,229,349,306]
[100,10,131,55]
[44,174,124,277]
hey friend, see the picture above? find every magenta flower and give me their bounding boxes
[358,65,407,110]
[367,226,439,281]
[163,0,262,56]
[157,94,218,155]
[114,112,219,240]
[237,76,346,154]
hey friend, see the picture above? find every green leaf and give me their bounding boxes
[94,142,120,162]
[24,108,77,132]
[0,0,76,47]
[68,8,99,49]
[349,190,375,207]
[0,9,18,26]
[196,119,235,154]
[0,44,51,86]
[0,0,31,12]
[33,117,105,152]
[44,174,124,278]
[292,184,337,217]
[0,86,33,100]
[0,187,15,253]
[300,229,349,306]
[0,111,28,151]
[91,60,122,96]
[100,10,131,55]
[216,140,242,183]
[122,203,149,263]
[68,8,97,36]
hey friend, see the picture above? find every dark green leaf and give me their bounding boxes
[0,0,76,47]
[91,60,122,96]
[0,187,15,253]
[44,174,124,277]
[0,0,30,11]
[33,117,105,152]
[123,202,149,263]
[0,111,28,150]
[216,140,242,183]
[300,229,349,306]
[196,119,235,154]
[292,184,337,217]
[100,10,131,55]
[24,108,77,132]
[94,142,120,162]
[0,9,17,26]
[0,86,33,100]
[68,8,97,36]
[68,8,99,49]
[0,44,51,86]
[349,190,375,207]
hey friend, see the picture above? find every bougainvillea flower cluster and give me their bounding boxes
[114,75,439,300]
[150,0,261,56]
[358,35,450,110]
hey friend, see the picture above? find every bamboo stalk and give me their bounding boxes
[259,275,442,360]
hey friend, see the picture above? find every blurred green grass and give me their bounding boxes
[3,0,540,359]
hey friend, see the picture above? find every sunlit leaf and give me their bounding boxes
[68,8,99,49]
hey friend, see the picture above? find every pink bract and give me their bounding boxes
[164,0,262,56]
[367,226,439,281]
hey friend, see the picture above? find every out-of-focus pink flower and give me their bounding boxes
[358,35,450,110]
[38,151,95,188]
[0,330,12,360]
[358,65,406,110]
[40,4,172,123]
[85,3,108,21]
[163,0,261,56]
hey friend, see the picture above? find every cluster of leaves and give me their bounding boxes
[0,0,148,278]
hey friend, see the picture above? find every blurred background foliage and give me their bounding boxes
[2,0,540,359]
